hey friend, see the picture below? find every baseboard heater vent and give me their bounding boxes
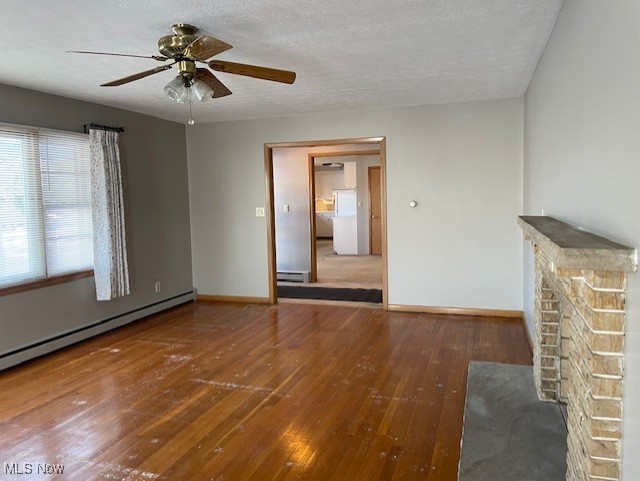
[0,289,196,372]
[277,270,310,283]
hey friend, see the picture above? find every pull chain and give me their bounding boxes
[188,86,195,125]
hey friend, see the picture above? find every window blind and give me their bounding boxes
[39,129,93,276]
[0,123,92,288]
[0,126,45,286]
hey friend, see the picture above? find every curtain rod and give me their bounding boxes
[84,123,125,134]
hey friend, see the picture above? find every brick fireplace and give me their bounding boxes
[519,216,636,481]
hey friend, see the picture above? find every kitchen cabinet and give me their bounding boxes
[343,161,357,188]
[315,212,334,238]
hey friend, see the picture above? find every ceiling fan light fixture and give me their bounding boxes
[192,79,214,102]
[163,76,190,104]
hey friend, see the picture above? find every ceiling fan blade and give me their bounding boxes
[208,60,296,84]
[68,50,169,61]
[184,35,232,61]
[195,69,232,98]
[100,65,173,87]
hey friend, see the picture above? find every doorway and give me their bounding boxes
[309,149,382,287]
[264,138,388,307]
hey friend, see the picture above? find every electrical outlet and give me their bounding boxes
[256,207,265,217]
[155,282,161,293]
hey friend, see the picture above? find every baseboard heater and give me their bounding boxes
[277,270,310,283]
[0,289,196,372]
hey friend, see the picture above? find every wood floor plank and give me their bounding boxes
[0,302,532,480]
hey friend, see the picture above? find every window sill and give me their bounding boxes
[0,270,94,297]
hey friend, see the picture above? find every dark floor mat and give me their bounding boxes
[278,285,382,303]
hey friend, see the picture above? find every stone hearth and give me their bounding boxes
[519,216,636,481]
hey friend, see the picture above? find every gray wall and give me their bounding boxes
[523,1,640,477]
[187,98,523,310]
[0,83,193,358]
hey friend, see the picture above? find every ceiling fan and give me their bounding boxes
[70,24,296,106]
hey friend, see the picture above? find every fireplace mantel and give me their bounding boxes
[520,215,637,481]
[519,216,636,272]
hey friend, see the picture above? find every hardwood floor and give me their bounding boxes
[0,301,531,480]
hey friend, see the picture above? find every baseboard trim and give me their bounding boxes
[387,304,523,319]
[0,289,196,372]
[198,295,271,304]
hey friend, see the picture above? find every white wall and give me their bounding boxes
[523,1,640,478]
[187,98,523,310]
[273,147,312,273]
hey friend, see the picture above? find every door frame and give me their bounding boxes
[307,153,317,282]
[264,137,388,308]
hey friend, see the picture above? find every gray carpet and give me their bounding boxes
[458,361,567,481]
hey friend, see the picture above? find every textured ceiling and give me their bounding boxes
[1,0,563,124]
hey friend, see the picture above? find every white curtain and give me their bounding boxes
[90,129,130,301]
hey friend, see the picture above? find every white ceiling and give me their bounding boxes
[1,0,563,124]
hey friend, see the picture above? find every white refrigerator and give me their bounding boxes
[332,189,358,255]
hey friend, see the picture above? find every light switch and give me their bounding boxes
[256,207,265,217]
[284,204,290,212]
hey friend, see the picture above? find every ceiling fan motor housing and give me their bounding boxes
[158,24,199,59]
[177,60,197,84]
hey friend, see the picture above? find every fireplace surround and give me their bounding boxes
[519,216,636,481]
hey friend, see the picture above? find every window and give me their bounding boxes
[0,123,92,289]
